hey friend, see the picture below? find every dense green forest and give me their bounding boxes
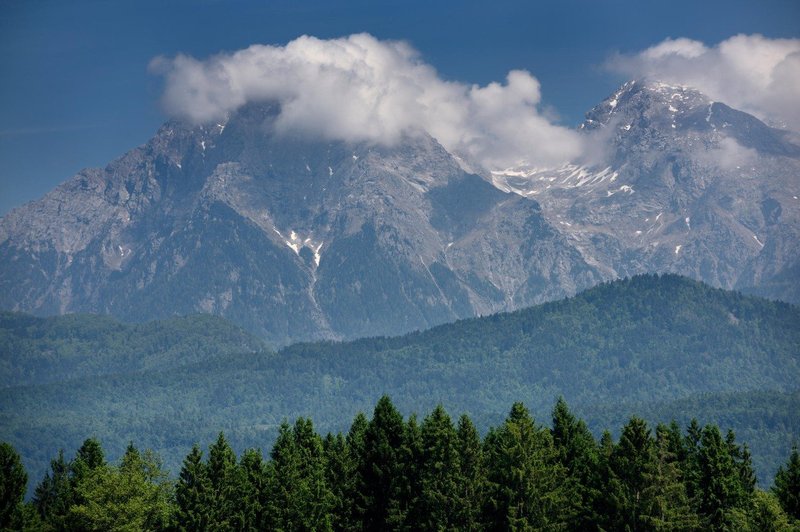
[3,397,800,530]
[0,312,264,387]
[1,274,798,493]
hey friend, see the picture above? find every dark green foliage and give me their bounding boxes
[416,405,460,530]
[774,446,800,520]
[697,425,751,530]
[0,311,264,388]
[237,448,267,531]
[32,450,73,529]
[551,397,600,528]
[174,444,212,532]
[0,442,27,530]
[266,419,333,531]
[357,395,407,530]
[4,274,798,491]
[483,402,572,530]
[206,432,241,530]
[454,414,484,531]
[606,417,657,531]
[11,397,800,530]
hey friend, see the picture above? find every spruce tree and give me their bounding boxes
[697,425,741,530]
[607,416,656,531]
[416,405,460,530]
[357,395,406,531]
[342,411,369,531]
[32,449,73,529]
[641,424,699,531]
[322,433,350,531]
[238,448,267,531]
[206,432,241,529]
[454,414,484,531]
[292,417,334,530]
[482,402,571,530]
[550,397,600,528]
[773,446,800,520]
[0,442,27,530]
[174,444,213,531]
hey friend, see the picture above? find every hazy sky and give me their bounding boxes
[1,0,798,214]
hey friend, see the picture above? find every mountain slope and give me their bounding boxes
[492,80,800,303]
[0,104,598,346]
[2,275,798,487]
[1,81,799,345]
[0,312,264,387]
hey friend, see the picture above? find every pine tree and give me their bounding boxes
[67,444,171,531]
[550,397,600,528]
[640,424,699,531]
[32,449,73,529]
[266,419,333,530]
[356,395,407,531]
[342,411,369,531]
[454,414,484,531]
[416,404,460,530]
[207,432,241,529]
[292,417,334,530]
[322,433,350,531]
[482,402,571,530]
[607,416,656,532]
[0,442,27,530]
[773,446,800,520]
[238,448,267,531]
[697,425,741,530]
[175,444,213,531]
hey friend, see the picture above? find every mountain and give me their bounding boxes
[492,80,800,303]
[2,275,798,488]
[0,103,598,346]
[1,81,799,344]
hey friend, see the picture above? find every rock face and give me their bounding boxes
[2,81,798,345]
[492,80,800,304]
[0,103,598,345]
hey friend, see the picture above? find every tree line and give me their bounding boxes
[2,396,799,531]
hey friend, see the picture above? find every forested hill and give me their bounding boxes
[1,274,798,491]
[0,312,265,387]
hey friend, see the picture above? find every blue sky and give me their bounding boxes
[1,0,798,215]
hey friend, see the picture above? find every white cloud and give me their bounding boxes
[150,33,583,170]
[696,137,759,171]
[608,34,800,130]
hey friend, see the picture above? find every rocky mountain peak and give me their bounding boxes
[1,84,798,345]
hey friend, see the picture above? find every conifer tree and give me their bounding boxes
[175,444,213,531]
[357,395,406,531]
[266,419,333,530]
[454,414,484,531]
[607,416,656,531]
[0,442,27,530]
[33,449,73,529]
[292,417,334,530]
[342,411,369,531]
[773,446,800,520]
[697,425,742,530]
[68,444,171,531]
[416,405,460,530]
[206,432,241,529]
[238,448,267,531]
[550,397,600,528]
[641,424,699,531]
[322,433,350,531]
[483,402,571,530]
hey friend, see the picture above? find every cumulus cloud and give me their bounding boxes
[150,33,583,170]
[608,34,800,130]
